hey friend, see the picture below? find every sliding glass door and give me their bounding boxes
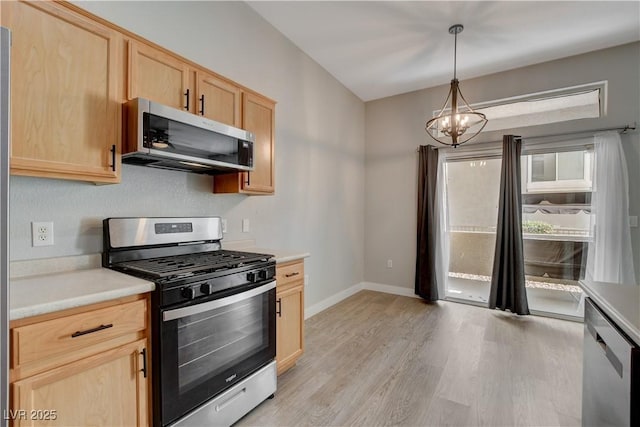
[444,157,502,305]
[520,148,592,318]
[441,144,591,319]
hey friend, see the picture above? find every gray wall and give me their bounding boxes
[365,42,640,289]
[9,1,366,309]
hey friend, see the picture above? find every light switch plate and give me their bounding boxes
[221,218,228,233]
[630,216,638,228]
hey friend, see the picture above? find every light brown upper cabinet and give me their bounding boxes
[195,71,241,127]
[3,0,121,183]
[127,40,190,111]
[214,92,275,195]
[127,42,242,127]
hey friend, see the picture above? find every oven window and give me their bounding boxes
[177,297,267,393]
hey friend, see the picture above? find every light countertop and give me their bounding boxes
[243,247,310,264]
[579,280,640,345]
[221,241,310,264]
[9,242,308,321]
[10,269,155,321]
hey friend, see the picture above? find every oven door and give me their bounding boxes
[159,280,276,426]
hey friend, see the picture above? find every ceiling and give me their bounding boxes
[247,1,640,102]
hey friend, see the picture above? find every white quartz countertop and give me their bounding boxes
[221,241,310,264]
[579,280,640,345]
[245,247,310,264]
[10,268,155,321]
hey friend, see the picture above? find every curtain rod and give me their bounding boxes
[419,123,637,151]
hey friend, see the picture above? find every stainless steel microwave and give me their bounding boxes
[123,98,254,175]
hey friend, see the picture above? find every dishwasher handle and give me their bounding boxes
[587,316,624,378]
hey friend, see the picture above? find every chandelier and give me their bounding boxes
[425,24,488,148]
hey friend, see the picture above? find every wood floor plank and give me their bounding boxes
[237,290,583,427]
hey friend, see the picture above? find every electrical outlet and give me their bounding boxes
[221,218,228,233]
[242,218,250,233]
[387,259,393,268]
[32,221,54,247]
[630,216,638,228]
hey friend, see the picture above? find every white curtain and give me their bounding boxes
[585,131,637,284]
[435,153,449,298]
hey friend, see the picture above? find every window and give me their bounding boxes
[432,81,607,135]
[526,150,592,192]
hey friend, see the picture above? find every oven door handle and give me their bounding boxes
[162,280,276,321]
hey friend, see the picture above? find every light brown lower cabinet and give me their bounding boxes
[275,260,305,375]
[9,295,150,426]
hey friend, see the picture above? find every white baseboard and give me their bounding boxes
[304,281,419,319]
[304,283,362,319]
[361,281,419,298]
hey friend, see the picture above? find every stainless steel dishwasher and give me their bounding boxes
[583,297,639,426]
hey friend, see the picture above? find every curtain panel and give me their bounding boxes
[415,145,440,301]
[489,135,530,315]
[585,131,637,284]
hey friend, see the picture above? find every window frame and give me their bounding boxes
[525,151,592,192]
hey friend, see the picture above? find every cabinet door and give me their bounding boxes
[128,40,189,111]
[11,339,149,427]
[213,92,275,195]
[3,0,121,183]
[195,71,241,127]
[276,284,304,375]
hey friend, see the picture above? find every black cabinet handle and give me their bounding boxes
[276,298,282,317]
[140,348,148,378]
[285,272,300,278]
[110,144,116,172]
[245,172,251,187]
[71,323,113,338]
[184,89,190,110]
[199,94,205,115]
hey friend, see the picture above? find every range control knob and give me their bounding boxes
[181,287,196,300]
[200,283,212,295]
[247,272,257,282]
[258,270,268,280]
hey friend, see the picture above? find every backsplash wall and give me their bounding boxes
[9,1,366,310]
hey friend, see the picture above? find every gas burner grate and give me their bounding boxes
[115,250,272,279]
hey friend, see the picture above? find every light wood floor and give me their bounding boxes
[238,290,583,427]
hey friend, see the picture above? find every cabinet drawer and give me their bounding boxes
[12,299,146,368]
[276,260,304,287]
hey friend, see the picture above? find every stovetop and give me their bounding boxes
[113,249,273,280]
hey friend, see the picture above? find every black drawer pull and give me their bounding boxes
[140,348,148,378]
[110,144,116,172]
[71,323,113,338]
[284,272,300,278]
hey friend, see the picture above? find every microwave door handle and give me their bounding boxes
[162,281,276,321]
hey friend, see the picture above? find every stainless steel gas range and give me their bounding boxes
[102,217,276,427]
